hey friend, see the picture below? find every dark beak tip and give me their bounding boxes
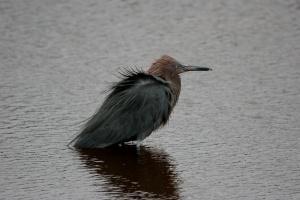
[182,65,213,72]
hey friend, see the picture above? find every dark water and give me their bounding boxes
[1,0,300,199]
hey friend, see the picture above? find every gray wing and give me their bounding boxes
[71,73,172,148]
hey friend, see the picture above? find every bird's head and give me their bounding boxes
[147,55,212,78]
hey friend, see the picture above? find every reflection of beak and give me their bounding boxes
[181,65,212,72]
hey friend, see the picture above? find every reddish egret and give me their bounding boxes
[70,55,212,148]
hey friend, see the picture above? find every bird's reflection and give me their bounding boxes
[77,145,181,199]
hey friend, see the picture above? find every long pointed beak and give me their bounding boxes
[182,65,212,72]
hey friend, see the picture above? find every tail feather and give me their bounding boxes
[70,129,118,148]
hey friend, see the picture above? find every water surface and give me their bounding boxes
[1,0,299,199]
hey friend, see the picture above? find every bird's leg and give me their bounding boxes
[136,141,141,147]
[136,140,142,150]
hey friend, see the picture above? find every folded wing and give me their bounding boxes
[70,71,172,148]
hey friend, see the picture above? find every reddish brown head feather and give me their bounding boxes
[147,55,182,102]
[147,55,180,77]
[148,55,181,79]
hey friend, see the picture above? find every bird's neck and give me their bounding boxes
[168,73,181,95]
[148,70,181,106]
[168,74,181,107]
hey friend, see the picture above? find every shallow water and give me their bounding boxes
[1,0,300,199]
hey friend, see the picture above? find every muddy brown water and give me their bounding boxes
[1,0,299,199]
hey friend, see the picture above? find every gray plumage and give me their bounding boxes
[69,55,212,148]
[70,71,173,148]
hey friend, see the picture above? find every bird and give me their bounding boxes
[69,55,212,148]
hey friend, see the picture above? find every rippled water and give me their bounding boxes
[1,0,300,199]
